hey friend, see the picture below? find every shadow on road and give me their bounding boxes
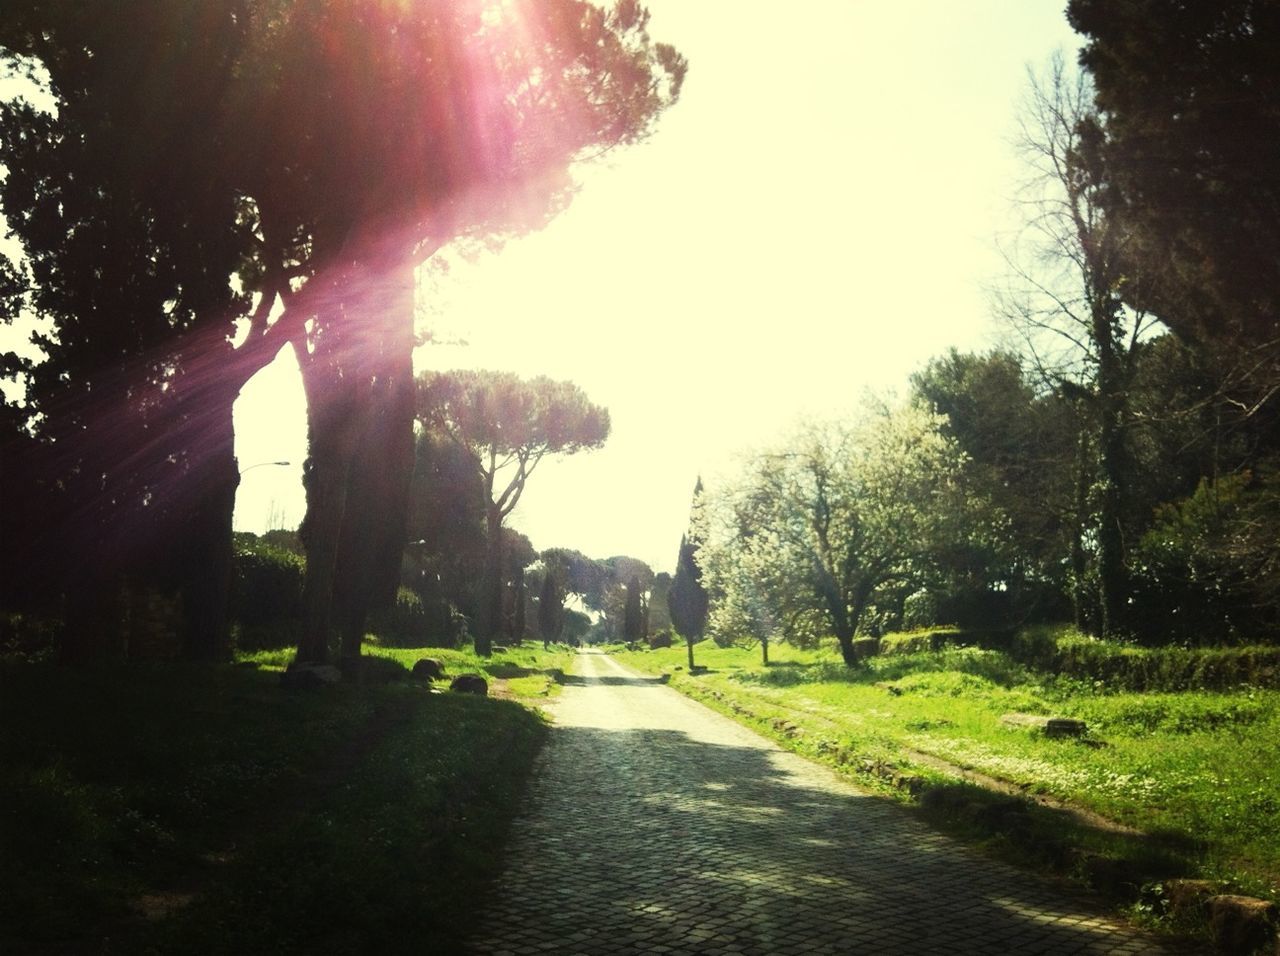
[555,673,667,688]
[469,681,1185,955]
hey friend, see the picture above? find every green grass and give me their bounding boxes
[614,638,1280,911]
[363,640,574,701]
[0,641,568,954]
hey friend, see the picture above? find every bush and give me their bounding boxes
[232,546,304,651]
[1007,625,1280,691]
[370,588,429,646]
[901,591,939,631]
[648,629,674,649]
[1129,473,1279,645]
[0,613,59,663]
[880,628,963,656]
[372,589,468,648]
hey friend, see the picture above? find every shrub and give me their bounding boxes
[372,589,468,648]
[1129,473,1279,645]
[0,613,59,663]
[648,629,674,649]
[1006,625,1280,691]
[901,591,939,631]
[880,628,963,656]
[370,588,429,647]
[232,546,304,651]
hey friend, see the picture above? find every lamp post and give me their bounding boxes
[239,459,291,475]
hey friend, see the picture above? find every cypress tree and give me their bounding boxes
[668,479,709,669]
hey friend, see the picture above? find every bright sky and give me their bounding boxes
[19,2,1084,575]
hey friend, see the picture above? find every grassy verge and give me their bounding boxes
[613,637,1279,936]
[1,642,570,954]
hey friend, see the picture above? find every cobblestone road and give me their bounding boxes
[468,651,1181,955]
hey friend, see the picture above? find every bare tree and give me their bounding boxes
[993,53,1161,637]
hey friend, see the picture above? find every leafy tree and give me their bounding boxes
[561,607,592,646]
[910,349,1077,625]
[268,1,681,664]
[669,480,710,667]
[0,11,255,660]
[647,571,673,636]
[1068,0,1280,546]
[698,402,985,667]
[417,370,609,654]
[501,529,538,645]
[1068,0,1280,353]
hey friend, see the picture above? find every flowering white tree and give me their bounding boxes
[697,402,990,666]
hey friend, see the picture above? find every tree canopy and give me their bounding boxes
[1067,0,1280,350]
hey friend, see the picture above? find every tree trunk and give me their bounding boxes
[761,634,769,666]
[828,580,860,667]
[1092,302,1128,639]
[178,444,240,661]
[686,635,695,671]
[511,568,526,645]
[298,435,355,664]
[476,505,503,656]
[331,262,417,665]
[836,626,858,667]
[1070,426,1091,633]
[171,376,242,661]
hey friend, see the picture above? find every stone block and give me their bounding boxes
[450,674,489,696]
[1208,894,1277,955]
[999,713,1087,737]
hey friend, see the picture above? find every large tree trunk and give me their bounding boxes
[332,263,417,665]
[476,504,503,656]
[170,372,243,662]
[298,424,356,664]
[296,334,367,665]
[178,443,240,661]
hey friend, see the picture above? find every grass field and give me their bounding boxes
[0,642,572,954]
[613,635,1280,925]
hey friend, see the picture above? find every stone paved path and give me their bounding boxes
[468,651,1183,955]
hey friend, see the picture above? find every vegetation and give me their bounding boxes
[0,641,572,953]
[668,479,710,669]
[0,2,685,665]
[416,371,610,655]
[614,632,1280,922]
[696,402,993,665]
[3,1,1280,950]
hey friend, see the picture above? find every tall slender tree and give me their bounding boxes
[669,479,709,669]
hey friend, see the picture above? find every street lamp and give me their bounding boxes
[239,459,291,475]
